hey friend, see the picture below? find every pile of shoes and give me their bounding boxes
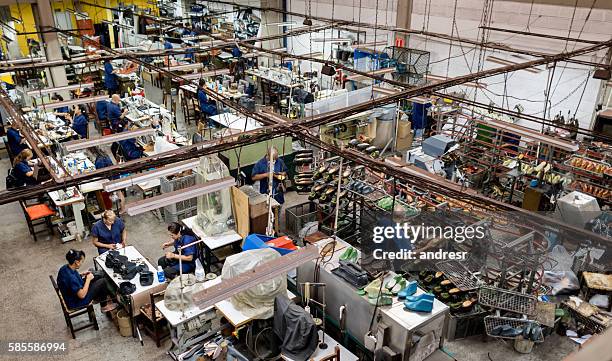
[348,138,380,158]
[348,180,374,195]
[294,149,314,194]
[418,270,478,314]
[308,162,352,205]
[490,322,542,341]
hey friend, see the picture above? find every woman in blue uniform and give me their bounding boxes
[158,222,198,279]
[118,132,143,161]
[6,122,27,157]
[91,210,126,254]
[68,105,88,139]
[197,79,217,126]
[11,149,38,187]
[57,249,117,312]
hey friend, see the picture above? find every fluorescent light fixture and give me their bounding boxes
[102,159,199,192]
[192,245,319,310]
[0,57,47,66]
[125,177,235,216]
[37,94,109,113]
[479,117,579,152]
[26,82,94,96]
[175,68,230,81]
[263,22,297,27]
[64,127,156,152]
[311,38,352,43]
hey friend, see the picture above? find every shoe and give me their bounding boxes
[101,303,119,312]
[391,279,407,295]
[397,281,418,299]
[404,299,433,312]
[385,275,402,290]
[404,293,435,302]
[501,326,523,338]
[491,325,512,336]
[368,292,392,306]
[340,247,354,261]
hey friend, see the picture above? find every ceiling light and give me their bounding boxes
[125,177,235,216]
[64,127,156,152]
[26,82,94,96]
[102,159,199,192]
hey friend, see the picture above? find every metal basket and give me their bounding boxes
[161,173,197,214]
[284,202,318,239]
[484,316,544,342]
[436,259,480,291]
[478,286,537,316]
[561,302,610,334]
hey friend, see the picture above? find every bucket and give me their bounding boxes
[117,309,132,337]
[514,338,534,354]
[67,221,77,236]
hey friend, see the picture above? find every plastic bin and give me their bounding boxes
[242,234,295,255]
[284,202,317,239]
[161,174,198,214]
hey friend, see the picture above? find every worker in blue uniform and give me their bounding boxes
[118,127,143,161]
[251,147,287,204]
[57,249,117,312]
[68,105,88,139]
[51,94,70,120]
[11,149,38,187]
[103,59,119,93]
[107,94,128,133]
[197,79,217,126]
[6,122,27,157]
[411,101,432,137]
[91,210,126,254]
[158,222,199,279]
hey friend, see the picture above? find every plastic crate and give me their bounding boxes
[161,174,197,214]
[284,202,317,239]
[446,306,488,341]
[163,207,198,223]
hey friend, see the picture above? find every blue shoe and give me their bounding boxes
[404,299,434,312]
[404,293,435,302]
[397,281,418,299]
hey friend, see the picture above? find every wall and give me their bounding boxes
[9,3,40,57]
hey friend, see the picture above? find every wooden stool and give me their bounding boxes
[20,201,55,242]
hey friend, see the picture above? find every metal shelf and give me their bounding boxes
[478,286,537,316]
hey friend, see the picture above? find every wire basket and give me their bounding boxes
[478,286,537,316]
[484,316,544,342]
[436,259,480,291]
[561,302,611,334]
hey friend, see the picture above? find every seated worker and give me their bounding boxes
[6,122,28,157]
[158,222,198,279]
[164,38,174,51]
[95,90,109,128]
[57,249,117,312]
[107,94,128,133]
[251,146,287,204]
[91,210,126,255]
[103,59,119,94]
[11,149,38,187]
[92,147,125,212]
[118,130,144,161]
[182,42,195,62]
[67,105,88,139]
[197,79,217,126]
[51,94,70,120]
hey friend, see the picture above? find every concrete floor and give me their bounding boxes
[0,82,579,360]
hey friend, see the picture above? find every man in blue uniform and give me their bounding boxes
[251,147,287,204]
[91,210,127,254]
[107,94,128,133]
[197,79,217,126]
[57,249,117,312]
[95,90,109,129]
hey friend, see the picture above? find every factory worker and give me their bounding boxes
[95,90,109,128]
[67,105,88,139]
[251,146,287,204]
[57,249,117,312]
[91,210,126,255]
[197,79,217,126]
[158,222,199,280]
[11,149,38,187]
[164,38,174,50]
[103,59,119,93]
[182,42,195,62]
[118,128,144,161]
[51,94,70,120]
[6,122,27,157]
[107,94,128,133]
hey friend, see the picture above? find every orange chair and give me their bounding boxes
[20,201,55,242]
